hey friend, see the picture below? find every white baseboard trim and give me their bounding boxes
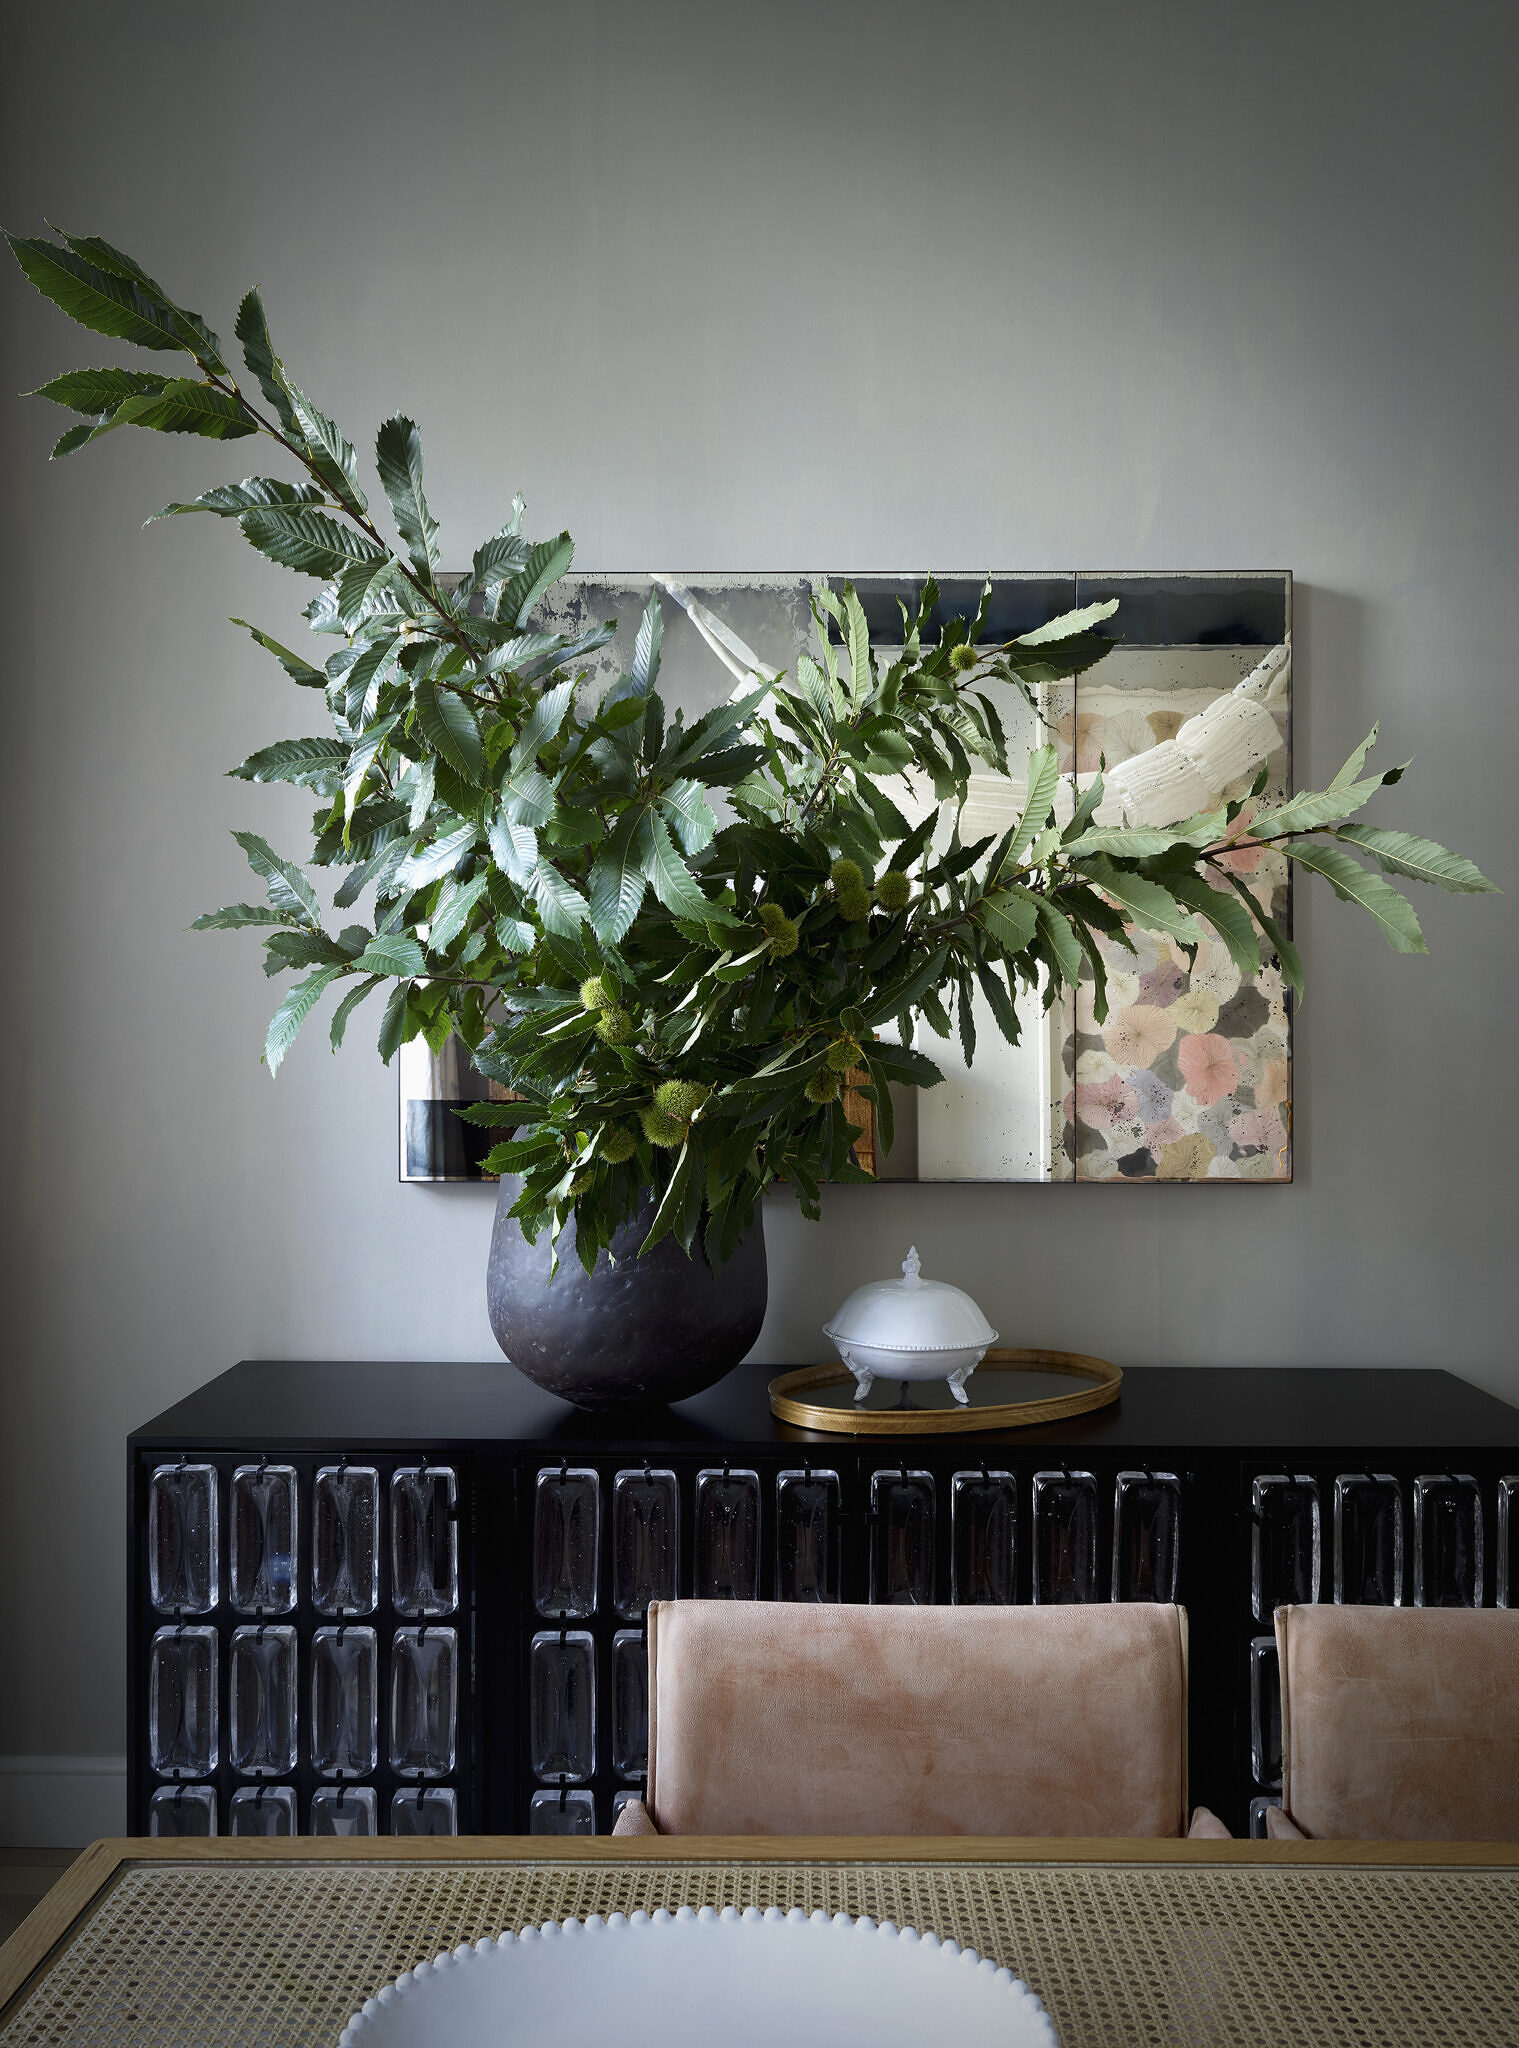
[0,1755,127,1848]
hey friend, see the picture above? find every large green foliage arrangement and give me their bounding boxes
[9,227,1497,1269]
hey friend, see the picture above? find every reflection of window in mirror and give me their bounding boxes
[400,573,1291,1186]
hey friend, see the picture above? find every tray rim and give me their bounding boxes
[767,1349,1122,1435]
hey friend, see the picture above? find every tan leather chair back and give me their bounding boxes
[1276,1605,1519,1840]
[644,1599,1190,1837]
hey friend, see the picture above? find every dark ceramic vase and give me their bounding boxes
[485,1176,768,1409]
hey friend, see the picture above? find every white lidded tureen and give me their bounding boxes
[823,1247,998,1404]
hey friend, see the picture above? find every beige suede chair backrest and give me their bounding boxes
[629,1598,1190,1837]
[1274,1605,1519,1840]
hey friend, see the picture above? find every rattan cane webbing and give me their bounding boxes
[4,1857,1518,2048]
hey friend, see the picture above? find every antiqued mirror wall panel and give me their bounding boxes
[401,571,1291,1187]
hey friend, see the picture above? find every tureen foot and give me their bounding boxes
[946,1365,972,1405]
[849,1364,875,1402]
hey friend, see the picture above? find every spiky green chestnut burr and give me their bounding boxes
[578,975,611,1011]
[829,857,865,891]
[876,869,912,912]
[653,1079,710,1121]
[948,642,980,673]
[594,1005,633,1045]
[598,1124,638,1163]
[639,1103,688,1148]
[757,902,799,956]
[825,1038,862,1072]
[837,886,872,923]
[805,1068,842,1103]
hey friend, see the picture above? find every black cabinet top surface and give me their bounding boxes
[130,1360,1519,1455]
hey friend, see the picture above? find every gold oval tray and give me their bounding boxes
[768,1348,1122,1435]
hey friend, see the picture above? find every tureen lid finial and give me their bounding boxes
[901,1246,922,1286]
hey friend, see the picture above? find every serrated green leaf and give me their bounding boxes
[842,584,873,710]
[1255,768,1406,839]
[500,762,557,827]
[587,814,649,944]
[1065,808,1228,858]
[414,675,485,784]
[1335,824,1496,893]
[7,232,197,353]
[238,506,386,579]
[150,475,325,523]
[1329,721,1378,790]
[488,816,538,886]
[342,714,400,825]
[264,963,345,1075]
[230,736,347,786]
[531,859,590,937]
[234,287,301,438]
[375,414,439,579]
[659,778,718,856]
[233,829,323,925]
[642,809,719,921]
[1287,842,1426,953]
[977,887,1039,954]
[286,384,366,517]
[396,821,479,891]
[357,932,426,977]
[31,366,170,414]
[1032,896,1083,987]
[1161,874,1263,979]
[1077,856,1204,946]
[263,928,350,975]
[229,618,325,688]
[632,592,663,693]
[106,378,255,442]
[497,531,574,627]
[1014,597,1119,646]
[190,902,293,931]
[50,229,226,364]
[329,973,384,1049]
[639,1141,693,1254]
[375,978,413,1063]
[48,420,99,458]
[993,746,1060,878]
[427,872,491,955]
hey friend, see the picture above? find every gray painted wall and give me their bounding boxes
[2,0,1515,1772]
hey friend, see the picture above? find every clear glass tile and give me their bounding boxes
[529,1630,595,1782]
[309,1784,377,1837]
[1248,1795,1282,1840]
[612,1630,649,1780]
[612,1469,679,1621]
[391,1466,459,1618]
[1413,1474,1483,1608]
[1250,1633,1283,1789]
[312,1464,379,1616]
[228,1784,296,1837]
[230,1463,297,1615]
[229,1624,297,1777]
[1252,1474,1321,1620]
[1032,1471,1100,1604]
[389,1627,457,1776]
[148,1783,217,1837]
[390,1786,458,1837]
[532,1467,600,1619]
[694,1468,761,1600]
[1334,1473,1404,1605]
[1500,1478,1518,1609]
[870,1469,936,1605]
[529,1787,595,1836]
[776,1468,841,1603]
[310,1625,378,1777]
[148,1464,218,1615]
[951,1471,1016,1605]
[1113,1471,1181,1603]
[149,1625,218,1776]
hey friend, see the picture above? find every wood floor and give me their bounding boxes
[0,1849,77,1948]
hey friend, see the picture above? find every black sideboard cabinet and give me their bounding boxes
[128,1361,1519,1841]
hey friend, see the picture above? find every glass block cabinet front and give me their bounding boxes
[131,1374,1519,1837]
[131,1452,471,1840]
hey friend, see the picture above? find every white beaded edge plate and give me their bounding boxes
[337,1903,1059,2047]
